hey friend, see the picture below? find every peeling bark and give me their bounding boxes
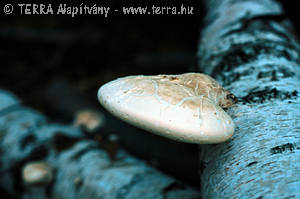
[198,0,300,198]
[0,90,200,199]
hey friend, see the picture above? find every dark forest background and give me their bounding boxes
[0,0,298,121]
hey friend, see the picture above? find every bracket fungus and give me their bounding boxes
[98,73,237,144]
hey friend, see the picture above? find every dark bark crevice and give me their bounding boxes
[211,41,300,80]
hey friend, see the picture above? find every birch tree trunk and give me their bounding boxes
[198,0,300,198]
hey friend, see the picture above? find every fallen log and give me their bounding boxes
[44,78,200,186]
[0,90,200,199]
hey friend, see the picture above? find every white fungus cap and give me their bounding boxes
[98,73,236,144]
[22,161,53,186]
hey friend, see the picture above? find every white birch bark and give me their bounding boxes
[198,0,300,198]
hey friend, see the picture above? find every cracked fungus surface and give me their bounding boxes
[98,73,236,144]
[119,73,234,109]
